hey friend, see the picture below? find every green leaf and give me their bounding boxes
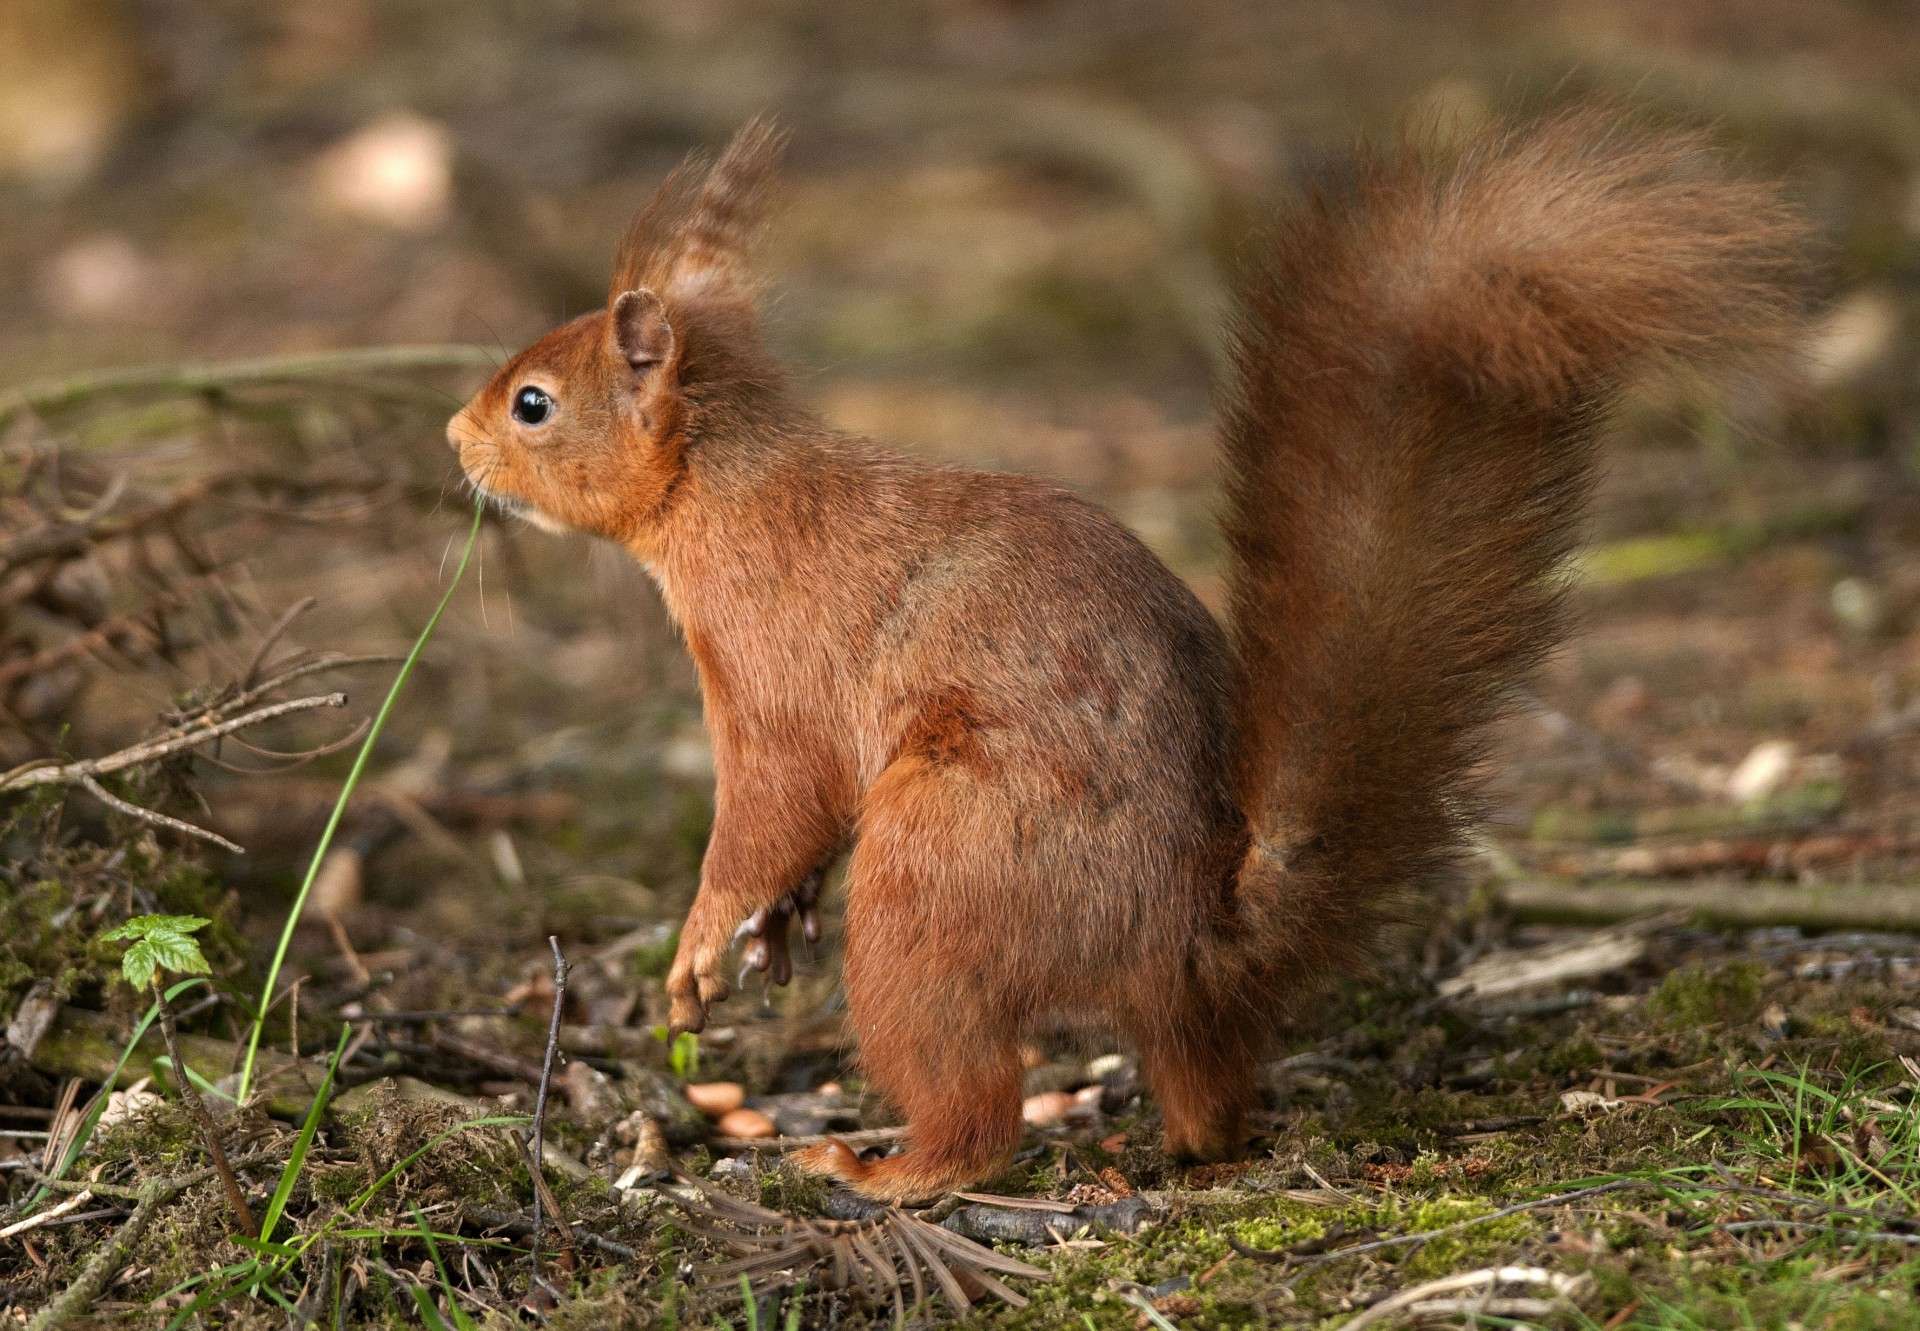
[101,914,210,943]
[144,931,211,977]
[121,940,158,991]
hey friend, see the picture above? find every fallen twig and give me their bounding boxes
[0,692,348,852]
[0,1188,93,1241]
[0,344,499,432]
[0,693,347,790]
[25,1178,175,1331]
[526,936,570,1286]
[715,1126,908,1153]
[462,1204,637,1261]
[1342,1267,1591,1330]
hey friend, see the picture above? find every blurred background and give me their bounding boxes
[4,0,1920,1038]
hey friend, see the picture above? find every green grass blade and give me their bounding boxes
[259,1021,350,1244]
[414,1203,480,1331]
[238,497,484,1101]
[410,1285,455,1331]
[160,1260,267,1330]
[227,1235,300,1258]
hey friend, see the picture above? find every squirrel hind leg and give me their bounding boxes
[1133,1019,1261,1163]
[792,1040,1023,1202]
[801,851,1026,1202]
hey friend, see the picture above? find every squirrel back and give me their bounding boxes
[1217,109,1809,1015]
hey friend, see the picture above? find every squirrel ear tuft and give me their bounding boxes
[611,288,675,378]
[665,116,786,300]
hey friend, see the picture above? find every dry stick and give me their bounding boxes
[80,773,243,854]
[1342,1267,1587,1331]
[152,981,257,1239]
[0,692,348,852]
[0,344,500,432]
[0,693,346,789]
[240,596,318,692]
[0,1188,93,1240]
[513,1136,579,1273]
[526,937,570,1288]
[25,1176,176,1331]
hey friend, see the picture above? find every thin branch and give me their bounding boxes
[0,344,500,432]
[241,596,317,691]
[0,692,346,789]
[527,937,570,1286]
[221,653,405,717]
[25,1178,172,1331]
[79,774,243,854]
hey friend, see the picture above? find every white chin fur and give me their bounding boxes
[518,507,570,535]
[471,481,570,535]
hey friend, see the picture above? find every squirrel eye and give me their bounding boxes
[511,386,554,426]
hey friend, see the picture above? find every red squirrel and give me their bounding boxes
[449,110,1807,1201]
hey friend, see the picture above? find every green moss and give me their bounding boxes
[1648,961,1766,1026]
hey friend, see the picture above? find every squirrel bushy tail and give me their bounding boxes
[1220,109,1809,1012]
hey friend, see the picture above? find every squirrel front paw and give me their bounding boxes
[665,947,729,1038]
[733,870,823,988]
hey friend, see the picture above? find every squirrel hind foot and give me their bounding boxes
[792,1139,1003,1206]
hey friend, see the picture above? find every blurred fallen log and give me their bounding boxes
[1438,918,1673,1001]
[30,1004,325,1122]
[1533,831,1919,881]
[1497,879,1920,931]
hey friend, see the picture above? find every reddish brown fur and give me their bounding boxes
[449,109,1809,1202]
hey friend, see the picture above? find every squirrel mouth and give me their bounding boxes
[465,475,569,536]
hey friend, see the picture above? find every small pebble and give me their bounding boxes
[717,1107,778,1139]
[709,1156,754,1183]
[1022,1091,1075,1126]
[685,1081,746,1116]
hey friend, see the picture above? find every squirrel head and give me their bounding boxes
[448,118,786,547]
